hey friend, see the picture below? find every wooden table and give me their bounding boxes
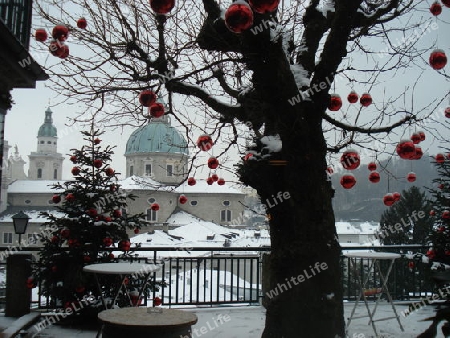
[98,307,198,338]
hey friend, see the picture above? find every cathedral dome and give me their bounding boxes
[125,116,189,156]
[37,108,57,137]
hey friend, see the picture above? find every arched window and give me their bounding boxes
[130,165,134,176]
[53,169,57,179]
[37,168,42,178]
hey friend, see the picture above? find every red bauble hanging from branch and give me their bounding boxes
[187,177,196,186]
[368,171,380,183]
[340,149,360,170]
[217,178,226,185]
[393,192,401,202]
[407,172,416,182]
[197,134,214,151]
[207,157,219,169]
[206,176,214,185]
[151,203,160,211]
[179,195,187,204]
[139,90,157,107]
[77,17,87,29]
[430,2,442,16]
[442,0,450,8]
[360,93,372,107]
[248,0,280,13]
[410,133,421,144]
[442,210,450,219]
[35,28,48,42]
[52,25,69,41]
[436,153,446,164]
[412,146,423,160]
[445,107,450,118]
[149,0,175,14]
[340,174,356,189]
[49,41,69,59]
[429,49,447,70]
[328,94,342,111]
[326,166,334,175]
[347,91,359,104]
[396,139,415,160]
[383,193,395,206]
[211,174,219,182]
[225,1,254,34]
[367,162,377,171]
[149,103,165,118]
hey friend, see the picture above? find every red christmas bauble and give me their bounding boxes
[58,44,69,59]
[328,94,342,111]
[326,166,334,175]
[347,91,359,104]
[70,155,77,163]
[248,0,279,13]
[187,177,196,186]
[35,28,48,42]
[105,167,115,176]
[151,203,160,211]
[87,208,98,217]
[396,140,415,159]
[225,2,254,34]
[65,193,75,202]
[206,177,214,185]
[410,133,421,144]
[113,209,122,218]
[139,90,157,107]
[208,157,219,170]
[429,49,447,70]
[443,210,450,219]
[217,178,226,185]
[109,253,115,260]
[51,235,59,243]
[52,25,69,41]
[367,162,377,171]
[68,238,79,248]
[52,195,61,203]
[119,240,131,251]
[430,210,436,216]
[49,41,68,58]
[153,297,162,306]
[110,184,117,192]
[94,137,101,144]
[430,2,442,16]
[71,166,81,175]
[149,103,165,118]
[393,192,401,202]
[103,237,113,247]
[149,0,175,14]
[442,0,450,7]
[426,249,436,259]
[179,195,188,204]
[368,171,380,183]
[360,93,372,107]
[77,17,87,29]
[196,134,213,151]
[406,172,416,182]
[93,159,103,168]
[412,146,423,160]
[340,150,360,170]
[383,193,395,206]
[436,153,446,164]
[418,131,426,141]
[439,226,446,233]
[104,216,112,222]
[211,174,219,182]
[244,153,253,161]
[340,174,356,189]
[61,228,70,238]
[445,107,450,118]
[408,261,414,269]
[439,183,444,189]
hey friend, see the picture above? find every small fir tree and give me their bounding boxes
[34,128,149,313]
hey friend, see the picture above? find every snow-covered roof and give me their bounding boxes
[8,180,64,194]
[335,222,360,234]
[0,210,66,223]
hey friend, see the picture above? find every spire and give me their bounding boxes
[38,107,57,137]
[45,107,53,124]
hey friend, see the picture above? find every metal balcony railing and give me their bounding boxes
[0,0,32,48]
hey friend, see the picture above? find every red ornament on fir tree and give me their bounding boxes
[52,25,69,41]
[149,0,175,15]
[340,174,356,189]
[410,133,421,144]
[340,149,360,170]
[347,91,359,104]
[153,297,162,306]
[179,195,188,204]
[217,178,226,185]
[187,177,196,186]
[52,195,61,203]
[368,171,380,183]
[430,2,442,16]
[430,210,436,216]
[103,237,113,247]
[429,49,447,70]
[35,28,48,42]
[406,172,416,182]
[326,166,334,175]
[207,157,219,170]
[196,134,213,151]
[248,0,279,13]
[445,107,450,118]
[225,1,254,34]
[77,17,87,29]
[70,155,77,163]
[206,177,214,185]
[65,193,75,202]
[328,94,342,111]
[105,167,115,176]
[211,174,219,182]
[119,240,131,251]
[149,103,165,118]
[393,192,401,202]
[396,140,416,159]
[408,261,415,269]
[61,228,70,238]
[383,193,395,206]
[134,228,140,234]
[139,90,157,107]
[367,162,377,171]
[113,209,122,218]
[443,210,450,219]
[51,235,59,243]
[71,166,81,175]
[87,208,98,217]
[360,93,372,107]
[436,153,446,164]
[94,137,101,144]
[93,159,103,168]
[151,203,160,211]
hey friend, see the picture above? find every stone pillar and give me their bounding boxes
[5,252,32,317]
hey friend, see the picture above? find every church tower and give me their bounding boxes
[28,108,64,180]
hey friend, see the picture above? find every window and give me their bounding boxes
[130,165,134,176]
[25,199,31,204]
[223,200,230,206]
[37,168,42,178]
[167,164,173,177]
[53,169,57,179]
[47,141,51,144]
[146,208,158,222]
[3,233,12,244]
[145,164,152,176]
[40,140,44,144]
[220,210,232,222]
[190,200,198,206]
[148,197,156,204]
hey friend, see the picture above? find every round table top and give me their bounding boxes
[98,307,198,327]
[344,251,401,259]
[83,262,160,275]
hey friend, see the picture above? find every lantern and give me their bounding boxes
[360,93,372,107]
[139,90,157,107]
[149,0,175,14]
[151,203,160,211]
[443,0,450,7]
[368,171,380,183]
[179,195,188,204]
[206,177,214,185]
[77,17,87,29]
[187,177,196,186]
[430,2,442,15]
[197,134,213,151]
[217,178,226,185]
[429,49,447,70]
[436,153,446,164]
[328,94,342,111]
[443,210,450,219]
[340,174,356,189]
[383,193,395,206]
[367,162,377,171]
[393,192,401,202]
[225,1,254,34]
[52,25,69,41]
[35,28,48,42]
[149,103,165,118]
[208,157,219,169]
[396,139,415,159]
[211,174,219,182]
[347,91,359,104]
[248,0,279,13]
[340,149,360,170]
[406,172,416,182]
[445,107,450,118]
[410,133,421,144]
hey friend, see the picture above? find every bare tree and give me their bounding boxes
[33,0,449,336]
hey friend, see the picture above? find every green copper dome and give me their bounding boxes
[37,108,57,137]
[125,117,188,155]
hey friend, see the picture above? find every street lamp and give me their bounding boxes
[12,211,30,244]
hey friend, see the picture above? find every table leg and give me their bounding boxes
[93,273,108,310]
